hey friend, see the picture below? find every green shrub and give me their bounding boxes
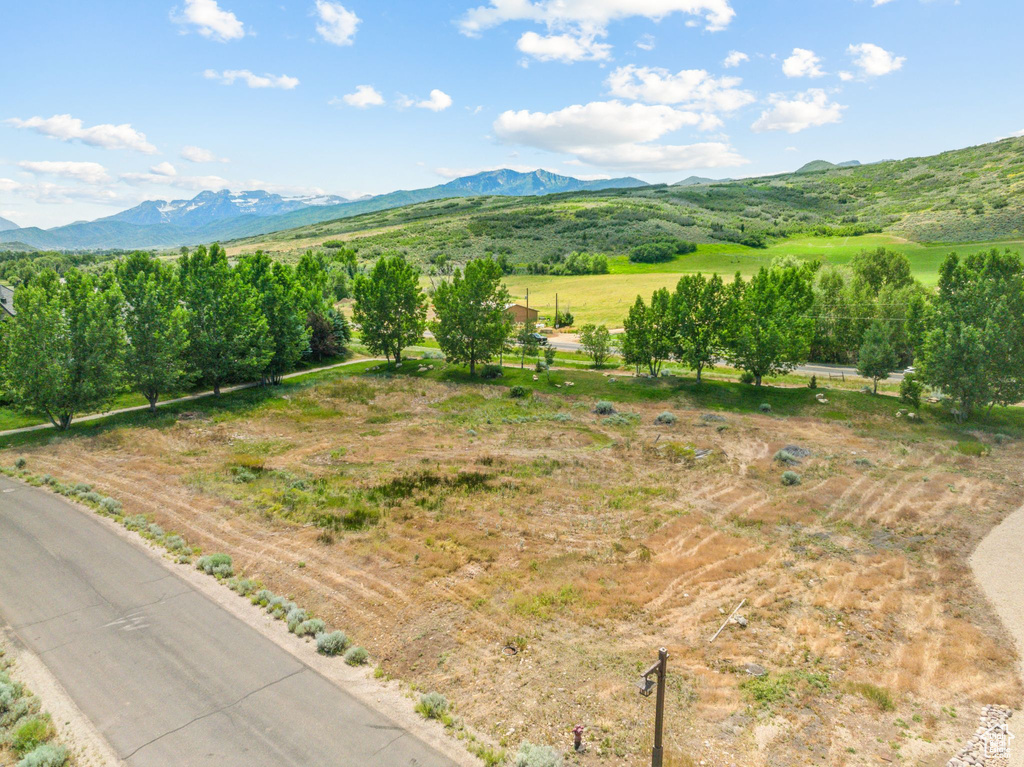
[509,385,529,399]
[17,744,68,767]
[774,449,799,465]
[741,674,791,706]
[72,482,91,494]
[316,631,350,656]
[12,717,51,753]
[759,403,772,413]
[41,475,54,485]
[594,401,615,415]
[422,350,443,360]
[0,681,18,712]
[899,374,922,410]
[808,375,817,389]
[781,471,801,486]
[514,742,563,767]
[251,589,275,607]
[344,646,368,666]
[654,411,678,425]
[415,692,450,720]
[14,457,26,470]
[99,497,122,515]
[739,371,755,385]
[80,491,102,504]
[480,364,503,379]
[602,414,637,427]
[296,618,326,638]
[196,553,233,578]
[147,523,164,538]
[123,515,148,532]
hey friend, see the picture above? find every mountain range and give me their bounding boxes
[0,216,19,232]
[0,169,647,251]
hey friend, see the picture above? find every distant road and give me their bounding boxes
[0,475,456,767]
[543,336,904,382]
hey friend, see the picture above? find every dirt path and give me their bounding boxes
[971,502,1024,767]
[0,357,378,439]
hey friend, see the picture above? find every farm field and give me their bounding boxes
[4,360,1022,766]
[502,235,1024,327]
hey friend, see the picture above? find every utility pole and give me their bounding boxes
[637,647,669,767]
[555,293,559,329]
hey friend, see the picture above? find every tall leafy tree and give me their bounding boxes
[431,258,512,375]
[857,320,899,393]
[621,290,673,376]
[237,252,309,384]
[2,269,125,429]
[671,273,730,383]
[116,252,190,412]
[726,266,814,386]
[921,249,1024,420]
[179,244,271,395]
[578,324,612,368]
[352,255,426,365]
[516,317,540,369]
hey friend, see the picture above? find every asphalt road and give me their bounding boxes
[0,475,457,767]
[544,337,906,382]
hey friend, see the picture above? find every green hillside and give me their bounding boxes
[227,137,1024,268]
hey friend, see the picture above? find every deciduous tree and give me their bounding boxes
[352,255,427,365]
[431,258,512,375]
[671,273,730,383]
[857,320,898,393]
[578,324,612,368]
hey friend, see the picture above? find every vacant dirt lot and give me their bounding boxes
[6,366,1022,766]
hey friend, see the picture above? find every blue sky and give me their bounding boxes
[2,0,1022,228]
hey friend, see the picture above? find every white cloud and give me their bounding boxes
[315,1,360,46]
[723,50,749,68]
[751,89,845,133]
[636,34,655,51]
[516,31,611,62]
[203,69,300,89]
[120,166,231,190]
[493,100,747,171]
[1009,128,1024,138]
[17,160,111,185]
[399,89,453,111]
[847,43,905,77]
[606,65,755,112]
[459,0,735,61]
[173,0,245,42]
[180,145,228,163]
[872,0,896,5]
[782,48,825,78]
[0,178,122,206]
[6,114,158,154]
[336,85,385,108]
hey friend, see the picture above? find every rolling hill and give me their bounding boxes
[225,137,1024,265]
[0,169,647,251]
[0,216,19,232]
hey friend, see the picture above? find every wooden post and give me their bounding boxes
[652,648,668,767]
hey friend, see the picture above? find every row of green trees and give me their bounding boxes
[1,246,348,429]
[608,249,1024,421]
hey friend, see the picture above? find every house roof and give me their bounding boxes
[0,285,14,317]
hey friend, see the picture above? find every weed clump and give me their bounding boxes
[12,717,52,753]
[196,553,233,578]
[847,681,896,711]
[594,401,615,415]
[415,692,449,720]
[509,385,529,399]
[344,646,368,666]
[774,449,800,466]
[316,631,350,656]
[781,471,801,486]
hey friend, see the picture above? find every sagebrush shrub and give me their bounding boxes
[509,385,529,399]
[316,631,349,656]
[14,457,26,469]
[295,618,326,638]
[99,497,122,515]
[72,483,92,494]
[415,692,449,720]
[147,523,164,538]
[196,553,233,578]
[79,491,102,504]
[773,449,799,465]
[759,403,772,413]
[123,515,148,532]
[344,646,368,666]
[654,411,677,425]
[0,681,17,713]
[286,607,309,633]
[594,401,615,415]
[164,534,188,552]
[781,471,801,486]
[252,589,275,607]
[17,744,68,767]
[514,742,563,767]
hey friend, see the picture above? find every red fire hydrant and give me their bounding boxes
[572,724,584,752]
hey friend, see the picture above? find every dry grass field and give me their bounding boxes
[4,363,1023,766]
